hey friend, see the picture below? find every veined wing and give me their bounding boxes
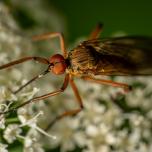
[81,36,152,75]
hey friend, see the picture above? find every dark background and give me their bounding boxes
[50,0,152,42]
[2,0,152,152]
[4,0,152,43]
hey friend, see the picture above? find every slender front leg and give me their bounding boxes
[0,74,70,115]
[88,23,103,40]
[45,76,83,130]
[13,68,50,94]
[32,32,67,58]
[0,56,49,70]
[82,76,132,92]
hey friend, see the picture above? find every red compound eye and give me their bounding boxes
[49,54,67,75]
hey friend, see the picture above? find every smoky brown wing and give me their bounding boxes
[82,36,152,75]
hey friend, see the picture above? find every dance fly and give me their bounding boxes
[0,23,152,127]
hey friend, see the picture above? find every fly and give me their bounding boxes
[0,23,152,128]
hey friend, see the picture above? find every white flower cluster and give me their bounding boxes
[0,2,152,152]
[45,77,152,152]
[0,3,55,152]
[0,143,8,152]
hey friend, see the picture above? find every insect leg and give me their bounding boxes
[32,32,67,57]
[0,56,49,70]
[88,23,103,40]
[82,76,132,92]
[69,76,83,109]
[0,74,69,115]
[13,68,50,94]
[45,76,83,130]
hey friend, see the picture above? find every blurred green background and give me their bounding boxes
[2,0,152,152]
[4,0,152,42]
[50,0,152,41]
